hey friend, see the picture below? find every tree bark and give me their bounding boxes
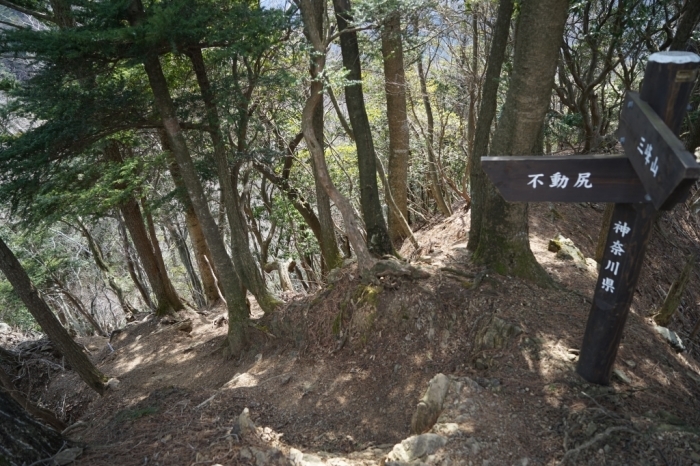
[472,0,568,284]
[52,280,107,337]
[381,11,411,245]
[654,252,696,326]
[0,388,67,466]
[126,0,250,353]
[105,142,182,316]
[332,0,394,256]
[117,214,155,311]
[466,6,479,168]
[670,0,700,51]
[143,201,183,310]
[186,47,280,314]
[0,236,106,394]
[468,0,514,252]
[417,57,451,216]
[141,53,250,353]
[163,136,222,306]
[163,218,206,308]
[300,0,378,273]
[298,0,344,273]
[75,220,136,318]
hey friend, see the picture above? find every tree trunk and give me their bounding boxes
[311,95,344,273]
[468,0,514,252]
[299,0,344,272]
[670,0,700,51]
[417,57,451,216]
[164,136,221,306]
[75,220,136,318]
[0,388,68,466]
[119,190,180,316]
[186,47,280,314]
[117,214,155,311]
[300,0,378,273]
[104,141,182,316]
[332,0,394,256]
[264,260,294,292]
[472,0,568,285]
[53,280,107,337]
[0,236,106,394]
[143,201,183,310]
[381,11,410,245]
[465,7,479,170]
[654,252,696,326]
[163,218,206,308]
[127,3,250,353]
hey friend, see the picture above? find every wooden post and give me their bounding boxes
[576,52,700,385]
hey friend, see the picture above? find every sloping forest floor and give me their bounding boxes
[5,198,700,465]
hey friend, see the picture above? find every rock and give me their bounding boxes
[0,322,11,334]
[475,316,522,351]
[288,449,325,465]
[176,319,193,333]
[653,325,686,352]
[612,368,631,385]
[212,315,228,327]
[105,378,121,390]
[232,407,257,437]
[411,374,450,434]
[239,446,291,465]
[548,234,586,263]
[624,359,637,368]
[386,434,447,463]
[433,423,460,436]
[53,447,83,465]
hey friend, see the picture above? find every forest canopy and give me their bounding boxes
[0,0,697,354]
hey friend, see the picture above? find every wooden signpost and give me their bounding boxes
[482,51,700,385]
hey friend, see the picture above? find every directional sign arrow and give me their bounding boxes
[618,91,700,210]
[481,154,647,203]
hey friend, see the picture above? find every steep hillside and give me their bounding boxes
[4,198,700,465]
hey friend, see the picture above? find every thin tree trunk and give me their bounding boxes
[472,0,568,285]
[186,47,280,313]
[381,11,411,245]
[299,0,343,271]
[53,280,107,337]
[126,3,250,353]
[75,219,136,317]
[0,236,106,394]
[417,57,451,216]
[117,215,154,311]
[670,0,700,51]
[465,6,478,179]
[654,252,696,326]
[332,0,394,257]
[104,141,182,315]
[163,218,206,308]
[264,260,294,292]
[311,93,344,273]
[143,200,183,309]
[163,135,221,305]
[300,0,377,273]
[468,0,515,251]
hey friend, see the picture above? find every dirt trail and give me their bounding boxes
[5,200,700,465]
